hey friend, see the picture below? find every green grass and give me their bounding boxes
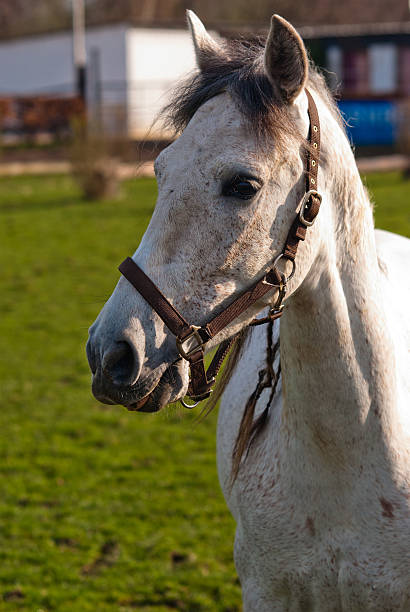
[362,171,410,236]
[0,171,409,611]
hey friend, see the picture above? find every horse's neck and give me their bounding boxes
[279,151,401,461]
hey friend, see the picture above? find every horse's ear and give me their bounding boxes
[186,10,224,70]
[264,15,309,104]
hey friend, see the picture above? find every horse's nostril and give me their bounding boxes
[102,341,139,386]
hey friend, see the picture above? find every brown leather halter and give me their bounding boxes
[118,89,321,408]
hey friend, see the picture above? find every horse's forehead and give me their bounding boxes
[189,94,245,132]
[171,94,254,161]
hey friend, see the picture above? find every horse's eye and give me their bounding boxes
[222,175,261,200]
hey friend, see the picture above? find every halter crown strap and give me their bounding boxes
[118,89,322,405]
[282,89,321,261]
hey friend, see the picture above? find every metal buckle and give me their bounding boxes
[272,254,296,283]
[298,190,322,227]
[176,326,204,361]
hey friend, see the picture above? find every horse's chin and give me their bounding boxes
[92,362,186,413]
[125,375,175,413]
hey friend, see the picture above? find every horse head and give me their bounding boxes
[86,12,329,412]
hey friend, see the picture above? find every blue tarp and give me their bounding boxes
[338,100,398,146]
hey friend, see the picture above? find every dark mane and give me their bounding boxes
[161,36,342,144]
[162,37,296,144]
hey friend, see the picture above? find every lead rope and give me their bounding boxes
[230,319,281,485]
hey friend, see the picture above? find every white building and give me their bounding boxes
[0,23,199,138]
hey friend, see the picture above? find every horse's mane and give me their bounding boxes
[161,36,343,143]
[161,36,345,478]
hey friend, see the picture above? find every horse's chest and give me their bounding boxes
[232,471,410,611]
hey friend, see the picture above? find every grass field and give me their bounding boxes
[0,171,409,612]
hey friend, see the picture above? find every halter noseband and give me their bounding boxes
[118,89,321,407]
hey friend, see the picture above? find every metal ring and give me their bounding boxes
[272,254,296,283]
[180,396,200,409]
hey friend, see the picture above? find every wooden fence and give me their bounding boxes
[0,95,84,139]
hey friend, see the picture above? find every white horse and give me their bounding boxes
[86,11,410,611]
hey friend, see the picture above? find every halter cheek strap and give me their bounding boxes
[118,89,321,406]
